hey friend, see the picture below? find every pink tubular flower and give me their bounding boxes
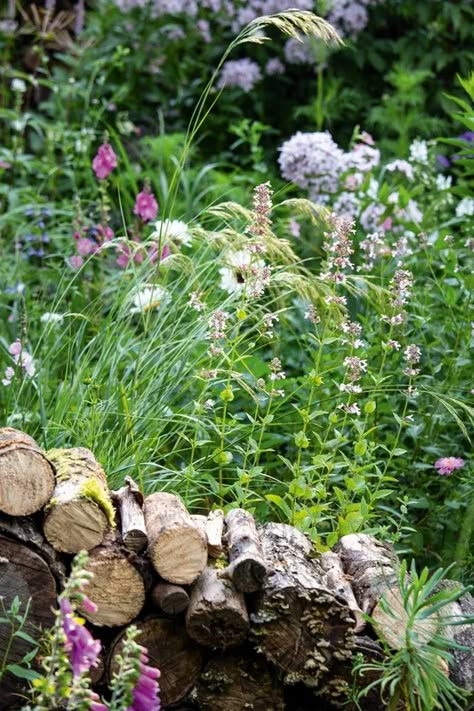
[134,190,159,222]
[60,598,101,677]
[92,143,117,180]
[127,649,161,711]
[434,457,465,477]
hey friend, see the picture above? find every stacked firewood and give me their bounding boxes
[0,427,472,710]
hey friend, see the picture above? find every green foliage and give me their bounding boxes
[0,597,39,685]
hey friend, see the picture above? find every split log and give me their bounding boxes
[108,617,203,707]
[319,551,365,633]
[0,428,55,516]
[144,492,207,585]
[112,476,147,553]
[43,447,115,553]
[250,523,356,687]
[186,566,249,649]
[151,582,190,615]
[433,580,474,690]
[219,508,267,592]
[196,648,285,711]
[0,513,65,584]
[191,510,224,558]
[78,532,146,627]
[0,535,57,709]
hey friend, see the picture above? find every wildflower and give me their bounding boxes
[77,237,96,256]
[262,312,279,337]
[151,219,191,246]
[70,255,84,269]
[389,269,414,308]
[338,402,361,415]
[343,356,367,382]
[403,344,421,377]
[61,597,101,677]
[265,57,285,76]
[386,339,401,350]
[325,294,347,306]
[409,139,429,164]
[188,291,205,312]
[269,357,286,382]
[436,174,452,191]
[217,58,262,93]
[345,142,380,173]
[129,648,161,711]
[130,286,167,314]
[385,159,414,180]
[200,369,218,380]
[134,189,159,222]
[323,214,355,281]
[208,310,229,341]
[11,78,27,93]
[456,197,474,218]
[278,131,345,200]
[92,143,117,180]
[247,182,273,240]
[304,304,320,324]
[204,399,215,410]
[283,36,316,65]
[288,218,301,238]
[359,232,388,272]
[219,250,257,295]
[434,457,465,477]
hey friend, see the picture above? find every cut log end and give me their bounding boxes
[0,429,55,516]
[151,583,190,615]
[43,499,109,553]
[150,527,207,585]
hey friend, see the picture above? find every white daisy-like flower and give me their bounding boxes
[130,285,168,314]
[218,249,264,295]
[40,312,64,326]
[151,219,191,246]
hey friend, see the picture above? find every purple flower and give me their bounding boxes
[127,649,161,711]
[434,457,465,477]
[217,58,262,93]
[134,190,159,222]
[60,598,102,677]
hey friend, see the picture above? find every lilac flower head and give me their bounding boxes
[434,457,465,477]
[278,131,345,200]
[217,59,262,93]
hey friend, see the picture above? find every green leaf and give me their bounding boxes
[6,665,40,681]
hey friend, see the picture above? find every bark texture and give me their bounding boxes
[250,523,356,687]
[108,617,203,707]
[186,566,249,649]
[435,580,474,691]
[112,476,147,554]
[196,648,285,711]
[219,508,267,593]
[144,492,207,585]
[0,428,55,516]
[191,509,224,559]
[43,447,114,553]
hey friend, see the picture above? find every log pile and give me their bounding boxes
[0,427,472,710]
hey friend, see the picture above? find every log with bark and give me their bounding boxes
[186,566,249,649]
[0,428,55,516]
[435,580,474,691]
[144,492,207,585]
[78,531,146,627]
[112,476,147,554]
[218,508,268,593]
[250,523,356,688]
[108,617,203,707]
[43,447,115,553]
[196,648,285,711]
[191,510,224,559]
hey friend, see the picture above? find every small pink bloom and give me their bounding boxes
[434,457,465,476]
[160,244,170,261]
[70,255,84,269]
[80,596,98,615]
[0,160,11,169]
[360,131,375,145]
[77,237,96,256]
[381,217,393,231]
[92,143,117,180]
[134,190,159,222]
[116,246,131,269]
[9,340,22,356]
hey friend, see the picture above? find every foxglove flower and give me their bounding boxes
[92,143,117,180]
[60,598,101,677]
[134,190,159,222]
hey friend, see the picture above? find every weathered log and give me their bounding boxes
[151,582,190,615]
[196,648,285,711]
[191,510,224,558]
[250,523,356,687]
[218,508,267,593]
[319,551,365,633]
[0,428,55,516]
[186,566,249,649]
[112,476,147,554]
[43,447,115,553]
[144,492,207,585]
[433,580,474,691]
[108,617,203,707]
[78,532,146,627]
[0,535,57,709]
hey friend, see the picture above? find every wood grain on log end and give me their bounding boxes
[43,447,113,553]
[0,428,55,516]
[186,566,249,649]
[197,649,285,711]
[144,492,207,585]
[151,582,190,615]
[112,476,147,554]
[79,538,145,627]
[108,617,203,707]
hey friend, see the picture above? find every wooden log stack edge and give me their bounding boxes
[0,427,472,711]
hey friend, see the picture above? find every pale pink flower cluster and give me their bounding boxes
[434,457,465,477]
[339,319,363,348]
[403,343,421,377]
[304,304,320,324]
[92,143,117,180]
[322,214,355,283]
[207,310,229,356]
[134,189,159,222]
[2,340,35,386]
